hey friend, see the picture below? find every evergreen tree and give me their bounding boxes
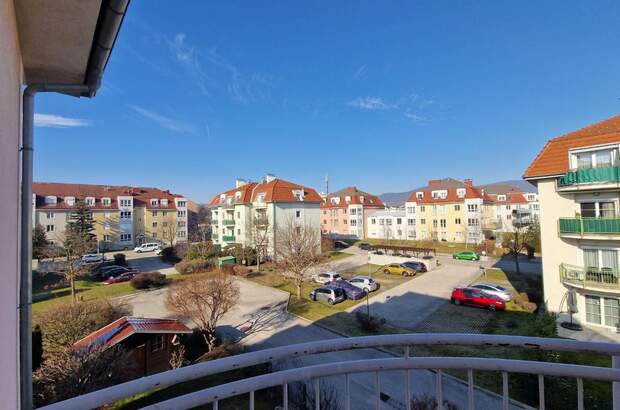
[66,200,95,237]
[32,225,50,261]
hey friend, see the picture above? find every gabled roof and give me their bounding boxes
[73,316,191,351]
[33,182,185,210]
[321,186,384,209]
[524,114,620,179]
[209,178,322,206]
[406,178,493,204]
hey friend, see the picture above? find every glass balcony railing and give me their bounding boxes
[222,235,235,242]
[559,217,620,235]
[560,263,620,288]
[222,219,235,225]
[558,165,620,187]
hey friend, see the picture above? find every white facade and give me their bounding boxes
[365,208,407,240]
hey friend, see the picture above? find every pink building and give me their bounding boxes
[320,187,385,239]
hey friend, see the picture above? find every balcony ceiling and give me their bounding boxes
[14,0,102,84]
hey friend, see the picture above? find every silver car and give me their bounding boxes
[312,271,342,284]
[470,283,512,302]
[348,276,378,293]
[309,287,345,305]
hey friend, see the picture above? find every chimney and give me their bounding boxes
[264,173,276,183]
[428,179,441,187]
[235,178,247,188]
[464,179,473,187]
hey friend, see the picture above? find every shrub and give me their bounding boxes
[220,264,235,275]
[233,265,250,276]
[174,258,211,274]
[174,242,190,260]
[205,342,242,361]
[186,242,219,261]
[130,272,168,289]
[160,246,181,263]
[355,311,385,333]
[523,302,538,313]
[113,253,127,266]
[518,292,530,303]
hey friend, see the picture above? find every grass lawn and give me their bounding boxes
[327,251,354,261]
[245,264,414,322]
[354,238,478,254]
[32,274,185,318]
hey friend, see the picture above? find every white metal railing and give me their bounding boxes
[39,333,620,410]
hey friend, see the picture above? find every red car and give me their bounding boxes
[451,287,506,311]
[103,272,134,285]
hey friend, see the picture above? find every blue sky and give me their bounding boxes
[35,1,620,203]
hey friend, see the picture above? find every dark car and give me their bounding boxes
[358,243,372,251]
[100,266,137,279]
[403,261,427,273]
[334,240,349,249]
[103,272,135,285]
[329,280,365,300]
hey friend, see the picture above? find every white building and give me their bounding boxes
[209,175,322,256]
[365,208,407,240]
[524,114,620,335]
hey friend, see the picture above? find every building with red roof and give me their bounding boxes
[209,174,322,256]
[524,114,620,336]
[74,316,191,378]
[33,182,189,250]
[320,186,385,239]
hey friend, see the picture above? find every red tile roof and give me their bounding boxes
[209,178,322,206]
[321,186,384,209]
[33,182,186,210]
[524,114,620,179]
[73,316,192,350]
[406,178,493,204]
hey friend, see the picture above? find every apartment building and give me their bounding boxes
[365,208,407,240]
[524,114,620,333]
[209,175,322,255]
[483,184,540,234]
[33,183,189,250]
[320,186,384,239]
[402,178,495,244]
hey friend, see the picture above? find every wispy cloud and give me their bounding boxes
[130,105,195,134]
[347,97,397,111]
[353,65,367,80]
[404,111,429,124]
[34,113,92,128]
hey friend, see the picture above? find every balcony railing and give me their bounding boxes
[560,263,620,288]
[222,235,235,242]
[222,219,235,226]
[39,333,620,410]
[558,165,620,187]
[559,217,620,236]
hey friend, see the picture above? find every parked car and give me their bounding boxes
[81,254,103,264]
[312,271,343,284]
[452,251,480,261]
[470,283,512,302]
[329,280,365,300]
[134,242,160,253]
[348,276,378,293]
[309,286,346,305]
[451,287,506,311]
[381,263,417,277]
[103,272,135,285]
[402,261,427,273]
[334,240,350,250]
[358,243,372,251]
[100,266,137,279]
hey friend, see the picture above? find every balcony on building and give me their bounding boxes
[560,263,620,291]
[222,219,235,226]
[559,217,620,240]
[222,235,236,242]
[557,147,620,192]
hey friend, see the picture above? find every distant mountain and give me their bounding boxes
[379,179,536,207]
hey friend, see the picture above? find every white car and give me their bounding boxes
[312,271,342,284]
[134,242,160,253]
[470,283,512,302]
[348,276,378,293]
[81,254,103,264]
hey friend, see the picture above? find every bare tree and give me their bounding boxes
[169,344,186,369]
[250,208,270,271]
[165,273,239,349]
[501,212,539,274]
[274,218,322,300]
[33,345,130,407]
[163,214,178,248]
[62,229,96,303]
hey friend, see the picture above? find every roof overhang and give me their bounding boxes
[14,0,130,97]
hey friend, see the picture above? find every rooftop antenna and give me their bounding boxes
[324,173,329,195]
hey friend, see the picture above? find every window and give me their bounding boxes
[104,222,111,230]
[371,218,376,225]
[505,205,511,210]
[432,220,438,228]
[468,218,479,227]
[85,197,95,206]
[386,219,392,225]
[454,205,460,211]
[46,225,54,232]
[120,211,131,219]
[103,234,111,242]
[296,210,301,218]
[440,219,446,228]
[407,218,415,226]
[162,211,168,217]
[586,295,602,325]
[467,204,478,212]
[323,219,327,224]
[151,335,165,352]
[573,148,618,170]
[580,201,616,218]
[152,222,158,228]
[178,221,186,227]
[343,220,348,225]
[237,229,241,235]
[104,212,111,218]
[120,233,132,241]
[177,200,186,207]
[420,206,425,212]
[150,199,158,206]
[46,212,54,219]
[420,219,426,225]
[604,298,620,327]
[152,211,158,217]
[350,208,357,215]
[379,219,384,225]
[406,206,415,214]
[455,218,461,225]
[350,220,357,226]
[396,218,402,225]
[323,210,327,215]
[119,199,131,207]
[527,194,536,201]
[416,192,424,199]
[456,188,466,198]
[178,210,187,217]
[102,197,111,206]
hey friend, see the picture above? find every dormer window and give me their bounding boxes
[234,191,242,200]
[432,190,448,199]
[497,195,506,201]
[345,196,351,203]
[416,192,424,199]
[65,196,75,206]
[220,194,226,201]
[456,188,466,198]
[150,199,158,206]
[570,146,618,170]
[85,197,95,206]
[360,196,365,203]
[292,190,304,201]
[44,196,57,205]
[102,197,111,206]
[255,193,266,203]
